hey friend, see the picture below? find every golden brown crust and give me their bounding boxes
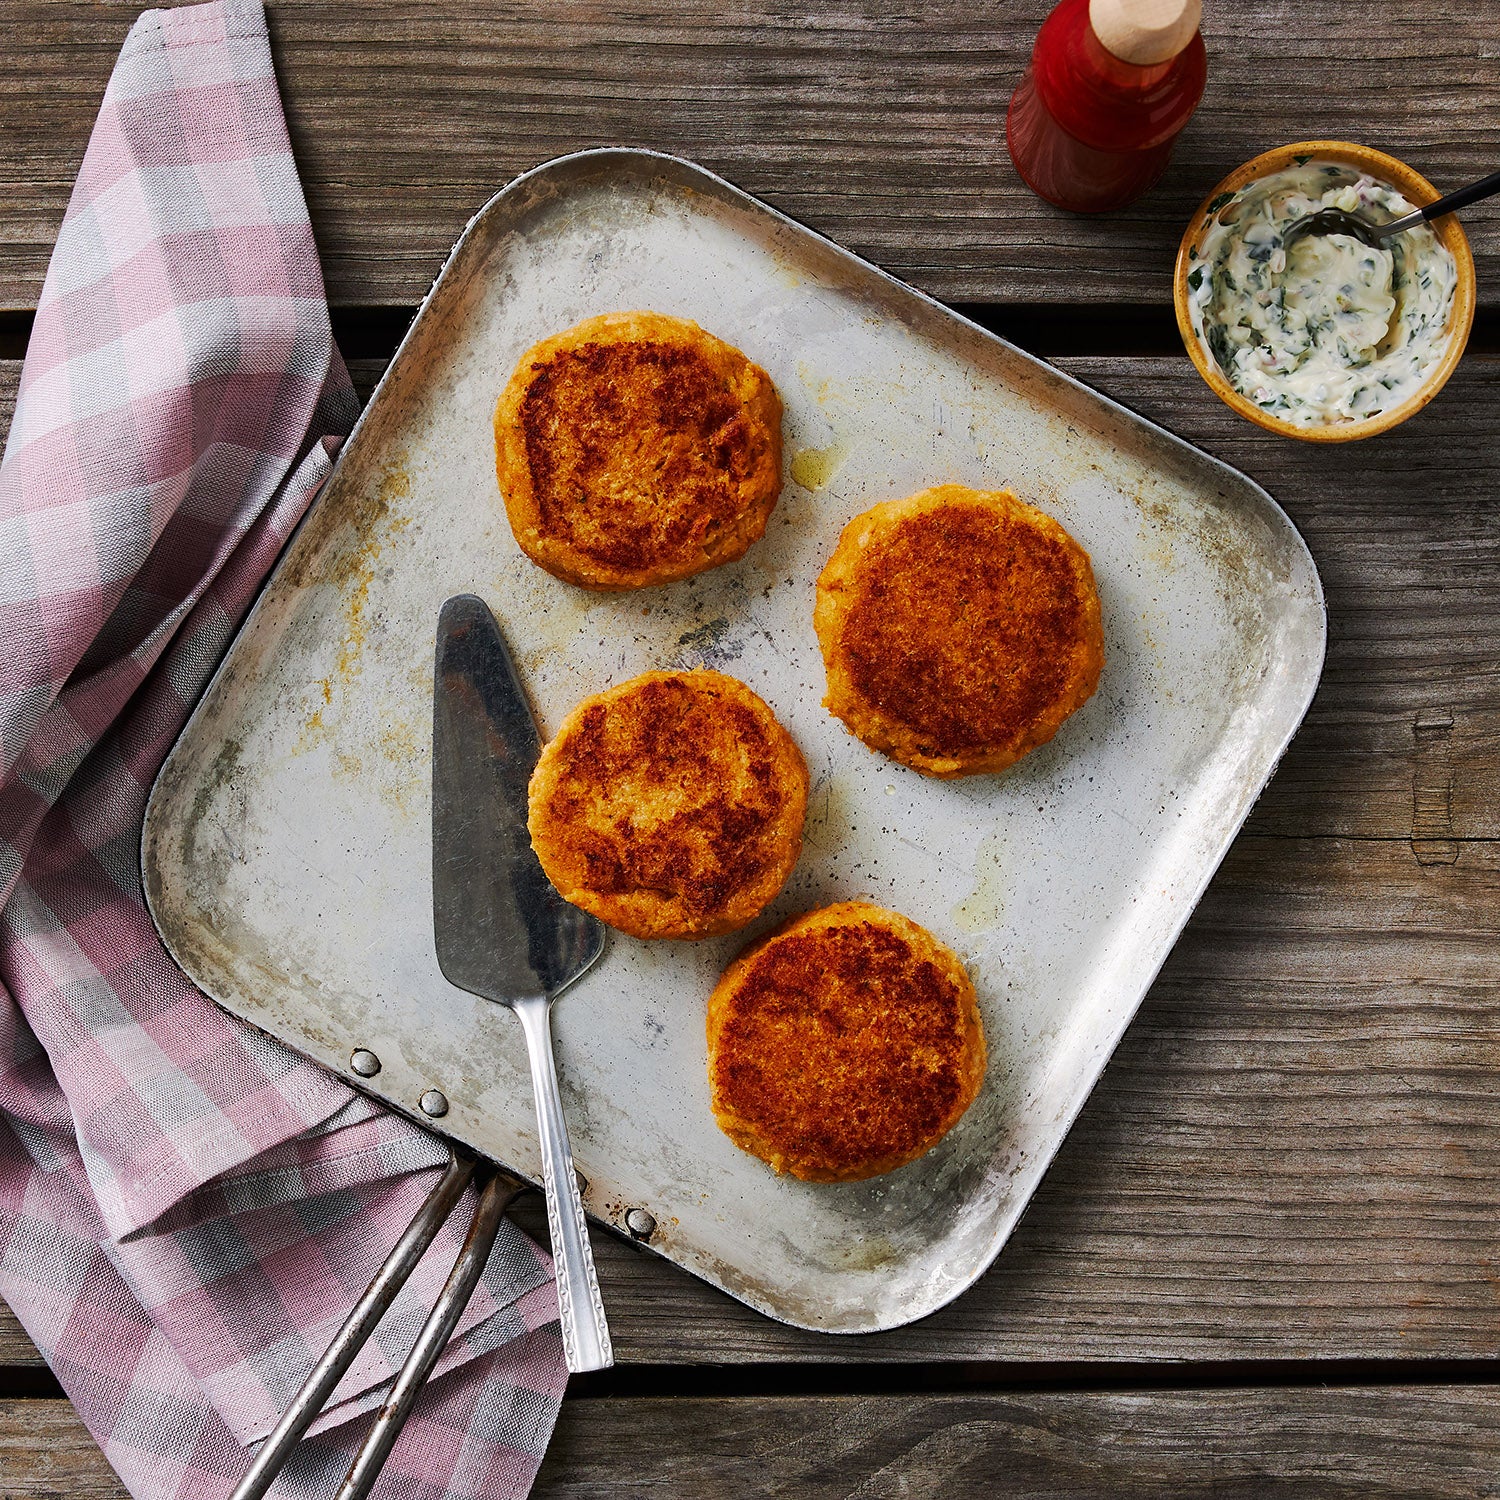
[707,902,986,1182]
[528,671,808,940]
[813,484,1105,778]
[494,311,784,591]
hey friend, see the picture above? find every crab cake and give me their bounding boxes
[707,902,985,1182]
[814,484,1104,778]
[528,671,807,940]
[494,311,783,591]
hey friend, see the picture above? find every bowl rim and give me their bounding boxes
[1173,139,1477,443]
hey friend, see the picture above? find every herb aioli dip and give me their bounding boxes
[1185,161,1457,427]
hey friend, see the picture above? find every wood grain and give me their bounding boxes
[4,1387,1500,1499]
[0,1305,41,1366]
[1053,355,1500,843]
[2,1,1499,310]
[0,1402,125,1499]
[535,1388,1500,1497]
[3,352,1500,1367]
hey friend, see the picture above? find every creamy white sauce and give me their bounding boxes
[1186,162,1457,426]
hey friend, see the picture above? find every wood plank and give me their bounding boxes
[3,1,1499,309]
[1048,354,1500,844]
[0,1401,124,1499]
[0,1308,43,1368]
[577,837,1500,1363]
[9,836,1498,1367]
[0,1304,45,1367]
[536,1388,1500,1497]
[332,347,1500,845]
[3,1387,1500,1499]
[4,353,1500,1363]
[46,343,1500,853]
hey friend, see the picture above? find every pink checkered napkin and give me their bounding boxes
[0,2,567,1495]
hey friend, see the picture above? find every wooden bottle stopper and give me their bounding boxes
[1088,0,1202,65]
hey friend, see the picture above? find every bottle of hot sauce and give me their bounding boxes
[1006,0,1207,213]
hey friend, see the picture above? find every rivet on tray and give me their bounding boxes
[625,1207,656,1240]
[349,1048,381,1078]
[419,1089,449,1118]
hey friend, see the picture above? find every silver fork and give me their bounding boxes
[230,1148,526,1500]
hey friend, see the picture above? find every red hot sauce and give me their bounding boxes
[1006,0,1207,213]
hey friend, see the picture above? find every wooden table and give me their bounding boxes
[4,2,1500,1493]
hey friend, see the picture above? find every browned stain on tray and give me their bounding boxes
[294,456,414,754]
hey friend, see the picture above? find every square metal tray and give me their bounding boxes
[142,149,1325,1334]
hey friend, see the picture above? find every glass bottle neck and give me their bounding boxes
[1032,0,1207,152]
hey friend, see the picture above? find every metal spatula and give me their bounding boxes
[431,593,612,1373]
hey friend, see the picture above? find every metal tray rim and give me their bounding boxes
[143,147,1327,1336]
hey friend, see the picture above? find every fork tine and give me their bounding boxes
[229,1148,477,1500]
[332,1165,525,1500]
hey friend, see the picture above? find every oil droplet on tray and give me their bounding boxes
[954,828,1007,934]
[790,441,849,492]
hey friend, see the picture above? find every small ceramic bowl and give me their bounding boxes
[1174,140,1476,442]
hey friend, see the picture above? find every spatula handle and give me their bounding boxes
[512,994,613,1373]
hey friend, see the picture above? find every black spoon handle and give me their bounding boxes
[1423,167,1500,222]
